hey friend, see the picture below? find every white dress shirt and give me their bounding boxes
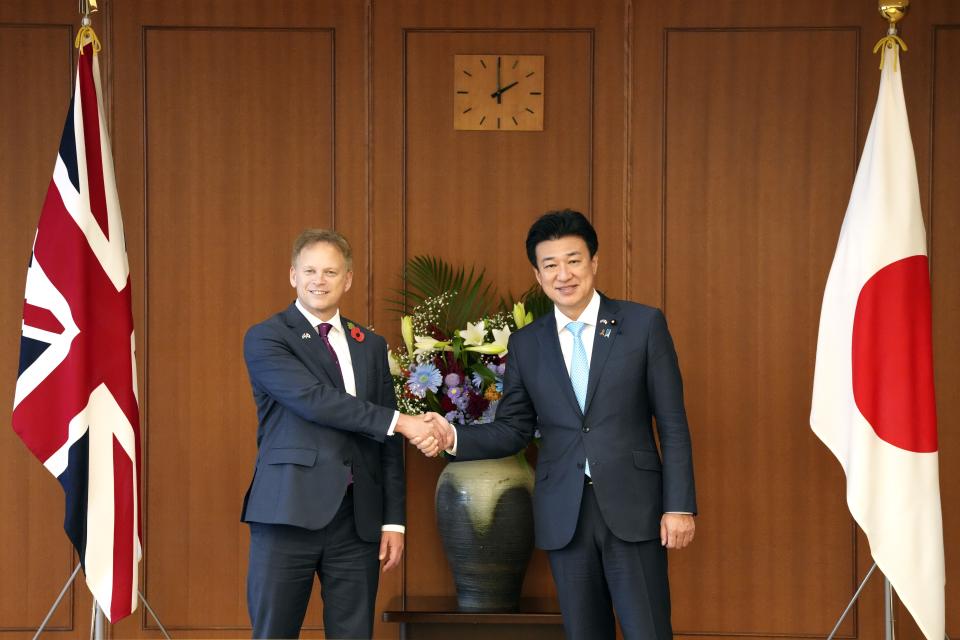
[295,300,404,533]
[554,290,601,477]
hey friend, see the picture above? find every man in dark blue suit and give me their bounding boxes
[424,210,697,639]
[242,229,443,639]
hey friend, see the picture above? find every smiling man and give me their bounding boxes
[241,229,442,639]
[425,209,698,639]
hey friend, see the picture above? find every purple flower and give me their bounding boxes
[407,363,442,398]
[487,362,506,377]
[453,389,471,410]
[444,410,460,424]
[446,385,464,401]
[444,372,461,387]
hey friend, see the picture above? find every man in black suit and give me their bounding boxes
[423,210,697,639]
[242,229,442,639]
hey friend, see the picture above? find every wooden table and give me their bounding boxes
[382,596,564,639]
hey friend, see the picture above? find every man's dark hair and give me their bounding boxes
[525,209,599,267]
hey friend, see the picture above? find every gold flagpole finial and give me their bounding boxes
[879,0,909,27]
[75,0,101,53]
[874,0,909,71]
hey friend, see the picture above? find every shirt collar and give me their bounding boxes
[295,299,342,333]
[553,290,601,334]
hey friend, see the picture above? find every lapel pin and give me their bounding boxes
[301,332,312,340]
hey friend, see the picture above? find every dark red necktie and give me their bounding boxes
[317,322,345,386]
[318,322,351,484]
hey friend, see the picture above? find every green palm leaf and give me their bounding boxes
[386,255,499,334]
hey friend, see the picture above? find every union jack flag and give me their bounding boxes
[12,42,141,623]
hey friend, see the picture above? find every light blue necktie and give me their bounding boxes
[567,321,592,477]
[567,321,588,410]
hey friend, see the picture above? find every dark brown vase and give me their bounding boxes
[435,455,535,611]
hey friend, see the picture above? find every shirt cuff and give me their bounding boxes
[445,425,458,456]
[386,411,400,436]
[382,524,406,534]
[665,512,693,515]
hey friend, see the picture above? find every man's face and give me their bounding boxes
[533,235,598,319]
[290,241,353,321]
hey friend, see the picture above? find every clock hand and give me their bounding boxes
[490,80,519,99]
[496,56,502,104]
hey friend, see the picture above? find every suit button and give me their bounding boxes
[582,426,590,433]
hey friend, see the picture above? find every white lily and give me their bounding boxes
[512,302,530,329]
[414,336,451,356]
[401,316,415,355]
[490,325,512,354]
[387,350,402,376]
[464,343,506,355]
[459,320,487,346]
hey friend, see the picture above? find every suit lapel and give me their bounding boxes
[342,317,368,400]
[536,316,583,417]
[583,297,621,414]
[282,303,345,391]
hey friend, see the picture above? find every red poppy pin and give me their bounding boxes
[347,322,366,343]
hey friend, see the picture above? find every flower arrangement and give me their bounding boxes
[387,256,549,429]
[390,295,533,424]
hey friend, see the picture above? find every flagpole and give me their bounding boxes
[884,578,895,640]
[93,600,106,640]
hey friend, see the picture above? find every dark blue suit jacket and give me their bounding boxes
[455,295,696,550]
[240,303,404,542]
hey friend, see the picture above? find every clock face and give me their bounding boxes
[453,54,544,131]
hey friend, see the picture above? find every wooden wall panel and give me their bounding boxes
[404,29,593,288]
[142,26,335,630]
[110,1,381,637]
[1,1,958,639]
[930,24,960,640]
[373,0,627,606]
[662,28,860,636]
[0,15,80,634]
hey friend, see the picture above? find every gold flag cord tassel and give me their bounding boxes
[872,33,907,71]
[76,0,100,54]
[75,25,102,54]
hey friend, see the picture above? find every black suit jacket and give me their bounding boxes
[240,303,404,542]
[455,295,696,550]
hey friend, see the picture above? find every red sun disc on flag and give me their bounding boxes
[852,255,938,453]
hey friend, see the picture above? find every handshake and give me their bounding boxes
[395,413,455,457]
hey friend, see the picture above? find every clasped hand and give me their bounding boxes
[395,412,454,457]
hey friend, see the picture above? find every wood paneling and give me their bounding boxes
[930,24,960,640]
[373,0,627,608]
[1,1,958,638]
[663,27,859,636]
[0,4,84,634]
[109,1,380,636]
[142,25,336,629]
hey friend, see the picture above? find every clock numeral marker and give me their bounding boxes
[497,117,501,129]
[480,59,487,68]
[525,108,535,114]
[479,116,486,125]
[529,91,542,95]
[512,116,519,126]
[456,90,469,94]
[463,107,473,114]
[463,70,472,77]
[526,71,535,78]
[512,59,519,69]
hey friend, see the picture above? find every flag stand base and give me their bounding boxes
[32,562,172,640]
[826,562,950,640]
